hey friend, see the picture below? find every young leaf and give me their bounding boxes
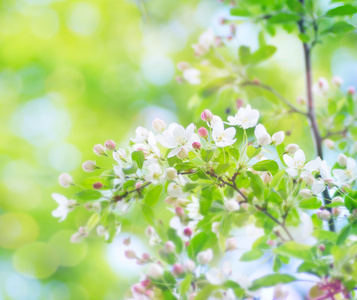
[252,160,279,172]
[271,170,285,188]
[247,145,261,158]
[274,241,314,261]
[250,45,277,65]
[239,46,251,65]
[230,7,251,17]
[299,197,322,209]
[249,172,264,199]
[74,190,102,201]
[144,185,163,206]
[131,151,145,169]
[250,274,297,291]
[141,203,155,226]
[229,148,240,161]
[336,224,351,245]
[326,4,357,16]
[268,13,300,24]
[240,249,264,261]
[321,21,355,36]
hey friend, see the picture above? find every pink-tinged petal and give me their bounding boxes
[305,157,321,172]
[227,116,239,125]
[311,180,326,194]
[294,149,305,164]
[52,193,68,205]
[224,127,236,140]
[283,155,295,168]
[168,147,182,158]
[286,168,298,178]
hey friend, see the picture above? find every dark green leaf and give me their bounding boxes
[326,5,357,16]
[336,224,351,245]
[252,159,279,172]
[321,21,355,36]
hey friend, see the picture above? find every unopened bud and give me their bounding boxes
[164,241,176,253]
[152,118,166,132]
[192,142,201,150]
[93,182,103,189]
[257,133,271,146]
[324,139,335,150]
[299,189,313,198]
[172,263,184,276]
[59,173,73,188]
[285,144,299,154]
[272,131,285,145]
[147,263,164,279]
[332,207,341,217]
[352,209,357,218]
[332,76,343,87]
[318,244,326,252]
[297,96,306,105]
[166,167,178,180]
[212,222,220,234]
[125,250,137,259]
[104,140,116,151]
[184,227,193,237]
[198,127,208,138]
[93,144,106,156]
[145,226,155,237]
[225,237,238,251]
[348,86,355,95]
[261,173,272,185]
[82,160,98,172]
[135,182,142,189]
[201,109,213,122]
[123,237,131,246]
[317,210,331,221]
[332,196,344,203]
[337,154,348,167]
[175,207,185,217]
[177,148,189,159]
[184,259,196,272]
[142,253,150,260]
[177,61,190,71]
[305,174,315,186]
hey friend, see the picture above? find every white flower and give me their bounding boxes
[192,28,215,56]
[147,263,164,279]
[131,127,149,143]
[59,173,73,188]
[184,260,196,272]
[332,196,344,203]
[183,68,201,85]
[313,77,329,95]
[93,144,106,156]
[212,121,236,147]
[167,182,183,198]
[311,160,333,193]
[333,157,357,184]
[227,105,259,129]
[206,262,232,285]
[225,237,237,251]
[225,199,240,212]
[254,124,271,146]
[113,148,127,162]
[114,165,126,185]
[210,115,223,128]
[332,76,343,87]
[157,123,199,158]
[52,193,76,222]
[166,167,178,180]
[197,248,213,265]
[186,196,203,221]
[71,227,88,243]
[337,153,348,167]
[97,225,109,240]
[311,179,326,194]
[283,149,321,178]
[212,222,221,234]
[324,139,335,150]
[144,163,165,184]
[273,285,289,300]
[272,131,285,145]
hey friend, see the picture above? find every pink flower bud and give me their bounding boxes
[122,237,130,246]
[261,173,272,185]
[59,173,73,188]
[152,118,166,132]
[318,244,325,252]
[192,142,201,150]
[71,227,88,243]
[177,148,188,159]
[135,182,142,189]
[198,127,208,138]
[133,283,146,294]
[141,278,151,287]
[142,253,150,260]
[236,99,244,109]
[185,241,190,247]
[147,263,164,279]
[183,227,193,237]
[177,61,190,71]
[145,226,155,237]
[267,240,276,246]
[317,210,331,221]
[225,237,238,251]
[82,160,98,172]
[348,86,355,95]
[105,140,116,151]
[93,144,106,156]
[172,263,184,276]
[175,207,185,218]
[332,207,341,217]
[184,260,196,272]
[201,109,213,122]
[164,241,176,253]
[93,182,103,189]
[125,250,137,259]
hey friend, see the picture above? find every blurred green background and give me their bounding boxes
[1,0,357,299]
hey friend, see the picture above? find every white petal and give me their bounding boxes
[52,193,68,205]
[283,155,295,168]
[304,157,321,172]
[227,116,239,125]
[311,180,326,194]
[168,147,182,158]
[206,268,224,285]
[294,149,305,164]
[286,168,298,178]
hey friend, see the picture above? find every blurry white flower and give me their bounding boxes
[331,76,343,87]
[186,196,203,221]
[71,227,88,243]
[283,149,321,178]
[197,248,213,265]
[333,157,357,184]
[273,285,289,300]
[225,199,240,212]
[313,77,329,95]
[226,237,238,251]
[332,196,344,203]
[183,68,201,85]
[184,260,196,272]
[192,28,215,56]
[212,222,221,234]
[311,179,326,194]
[212,121,236,147]
[145,163,165,184]
[324,139,335,150]
[167,182,183,198]
[52,193,76,222]
[299,189,313,198]
[227,104,259,129]
[272,131,285,145]
[82,160,97,172]
[147,263,164,279]
[152,118,166,132]
[131,127,149,143]
[59,173,73,188]
[166,167,178,180]
[113,148,127,162]
[157,123,199,158]
[254,124,271,146]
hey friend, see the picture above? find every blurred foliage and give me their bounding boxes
[1,0,357,299]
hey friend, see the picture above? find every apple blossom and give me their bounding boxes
[71,227,88,243]
[192,28,215,56]
[183,68,201,85]
[254,124,271,146]
[324,139,335,150]
[196,248,213,265]
[212,222,220,234]
[225,199,239,212]
[283,149,321,178]
[184,260,196,272]
[104,139,116,150]
[144,163,165,184]
[172,263,184,276]
[331,76,343,87]
[177,61,190,71]
[131,127,149,143]
[152,118,166,132]
[192,142,201,150]
[272,131,285,145]
[225,237,238,251]
[299,189,313,198]
[198,127,208,138]
[212,121,236,147]
[147,263,164,279]
[183,227,193,237]
[59,173,73,188]
[93,144,106,156]
[273,285,289,300]
[332,207,341,217]
[311,179,326,195]
[227,104,259,129]
[332,196,344,203]
[317,210,331,221]
[97,225,109,240]
[348,86,355,95]
[164,241,175,253]
[285,143,299,154]
[166,167,177,180]
[125,250,138,259]
[333,157,357,183]
[201,109,213,122]
[52,193,76,222]
[82,160,98,172]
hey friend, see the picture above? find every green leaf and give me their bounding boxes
[180,273,192,297]
[144,185,163,206]
[216,164,232,175]
[141,203,155,226]
[199,188,213,216]
[195,285,221,300]
[287,0,304,13]
[250,45,277,65]
[268,13,300,24]
[202,149,214,162]
[229,148,240,161]
[239,46,251,65]
[81,177,110,189]
[247,145,261,158]
[187,232,210,259]
[252,160,279,172]
[298,33,310,43]
[271,170,285,188]
[250,274,297,291]
[299,197,322,209]
[240,249,264,261]
[167,228,183,253]
[131,151,145,169]
[326,5,357,16]
[321,21,355,36]
[336,224,351,245]
[74,189,102,201]
[249,172,264,199]
[86,213,100,232]
[274,241,314,261]
[230,7,251,17]
[122,161,138,175]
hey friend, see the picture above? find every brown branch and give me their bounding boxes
[113,182,151,202]
[322,129,348,140]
